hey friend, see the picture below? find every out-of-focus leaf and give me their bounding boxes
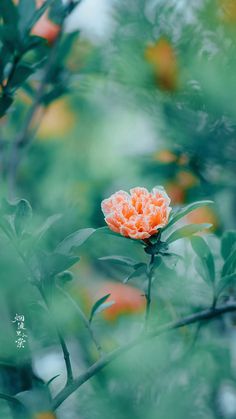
[39,252,79,278]
[0,0,18,25]
[26,0,52,32]
[217,273,236,296]
[123,263,147,283]
[14,199,32,236]
[221,230,236,260]
[0,26,20,52]
[99,255,139,267]
[34,214,62,242]
[0,95,13,118]
[57,270,74,284]
[96,226,121,238]
[18,0,36,35]
[191,236,215,284]
[48,0,65,25]
[8,63,34,89]
[89,294,114,323]
[166,223,212,244]
[56,228,95,255]
[222,248,236,277]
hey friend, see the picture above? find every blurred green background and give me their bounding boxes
[0,0,236,418]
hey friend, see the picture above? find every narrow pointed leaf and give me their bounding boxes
[221,230,236,260]
[217,273,236,296]
[56,228,95,255]
[99,255,138,267]
[123,264,147,283]
[191,236,215,283]
[166,223,212,244]
[222,248,236,277]
[14,199,32,236]
[163,200,214,231]
[34,214,62,241]
[89,294,114,323]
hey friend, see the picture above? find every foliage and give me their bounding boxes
[0,1,235,419]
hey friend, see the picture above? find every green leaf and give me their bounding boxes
[194,257,208,284]
[191,236,215,284]
[222,248,236,277]
[8,63,34,89]
[34,214,62,242]
[57,270,74,284]
[56,228,95,255]
[221,230,236,260]
[39,252,79,278]
[166,223,212,244]
[217,273,236,296]
[46,374,60,387]
[18,0,36,35]
[144,240,168,255]
[89,294,114,323]
[0,0,18,25]
[99,255,138,267]
[0,25,20,52]
[14,199,32,236]
[48,0,65,25]
[123,263,146,283]
[96,226,121,237]
[163,200,214,231]
[26,0,52,32]
[0,95,13,118]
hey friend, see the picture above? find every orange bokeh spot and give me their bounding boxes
[154,149,177,164]
[165,182,186,205]
[37,99,75,140]
[33,413,56,419]
[177,171,199,189]
[145,38,178,91]
[186,207,219,232]
[219,0,236,23]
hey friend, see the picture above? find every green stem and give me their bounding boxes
[7,1,75,198]
[144,253,155,329]
[38,284,73,385]
[57,285,103,357]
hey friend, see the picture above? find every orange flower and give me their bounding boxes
[95,282,145,322]
[101,187,171,240]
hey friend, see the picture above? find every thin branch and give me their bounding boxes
[0,224,73,385]
[57,285,103,357]
[52,302,236,410]
[7,1,76,197]
[38,284,74,385]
